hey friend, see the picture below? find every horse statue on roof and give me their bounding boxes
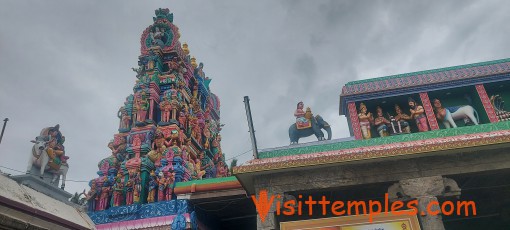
[433,98,479,128]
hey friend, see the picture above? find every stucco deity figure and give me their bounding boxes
[118,107,131,131]
[169,140,182,159]
[135,92,149,123]
[157,171,168,202]
[216,161,228,178]
[125,177,134,205]
[294,101,311,129]
[374,106,390,137]
[160,95,172,123]
[408,97,429,132]
[394,104,411,133]
[83,181,97,212]
[194,158,206,180]
[147,171,157,203]
[165,170,176,201]
[358,103,374,139]
[35,125,66,171]
[150,27,165,46]
[190,117,202,144]
[178,111,187,129]
[112,177,124,207]
[203,124,211,149]
[110,137,127,163]
[194,62,205,78]
[98,182,111,211]
[170,93,181,120]
[148,132,166,167]
[133,172,142,203]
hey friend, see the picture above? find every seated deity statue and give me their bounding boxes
[394,104,411,133]
[374,106,390,137]
[294,101,311,129]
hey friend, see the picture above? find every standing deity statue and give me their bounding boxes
[147,171,157,203]
[135,92,150,123]
[125,176,134,205]
[358,103,374,139]
[133,172,142,203]
[112,176,124,207]
[374,106,390,137]
[82,180,97,212]
[194,62,206,78]
[98,182,111,211]
[165,170,176,201]
[170,93,181,120]
[408,97,429,132]
[160,95,172,123]
[203,123,211,149]
[178,110,187,129]
[157,171,168,202]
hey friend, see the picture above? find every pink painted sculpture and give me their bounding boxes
[409,97,429,132]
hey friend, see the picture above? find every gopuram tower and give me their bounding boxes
[86,8,228,229]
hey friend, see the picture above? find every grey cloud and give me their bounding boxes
[1,0,510,195]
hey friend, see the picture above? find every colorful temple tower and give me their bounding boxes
[86,8,229,229]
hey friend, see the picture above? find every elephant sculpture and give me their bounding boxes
[289,115,332,144]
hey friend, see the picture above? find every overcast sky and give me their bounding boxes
[1,0,510,194]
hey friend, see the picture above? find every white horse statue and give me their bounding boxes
[27,137,69,189]
[433,99,479,129]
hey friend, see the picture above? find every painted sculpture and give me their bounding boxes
[393,104,411,133]
[491,95,510,121]
[289,102,332,144]
[85,8,228,212]
[26,124,69,189]
[408,97,429,132]
[433,98,479,128]
[358,103,374,139]
[374,106,390,137]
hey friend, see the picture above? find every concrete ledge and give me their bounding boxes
[10,174,71,203]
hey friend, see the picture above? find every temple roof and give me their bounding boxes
[0,174,95,230]
[234,121,510,194]
[339,58,510,115]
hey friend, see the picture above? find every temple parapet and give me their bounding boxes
[340,58,510,140]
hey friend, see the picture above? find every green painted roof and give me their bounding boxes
[346,58,510,86]
[174,176,237,188]
[258,121,510,159]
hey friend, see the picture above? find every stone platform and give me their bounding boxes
[10,172,71,203]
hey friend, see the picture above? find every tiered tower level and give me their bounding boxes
[85,8,227,218]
